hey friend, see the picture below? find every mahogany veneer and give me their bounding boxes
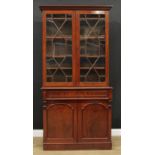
[40,5,112,150]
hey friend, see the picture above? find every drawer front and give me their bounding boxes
[43,89,112,99]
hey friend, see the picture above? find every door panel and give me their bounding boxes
[79,14,105,82]
[42,11,76,86]
[44,101,77,143]
[75,11,109,87]
[78,101,111,142]
[46,13,72,82]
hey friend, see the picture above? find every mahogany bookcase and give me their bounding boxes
[40,5,113,150]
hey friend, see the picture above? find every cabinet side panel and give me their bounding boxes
[42,12,47,85]
[105,11,109,85]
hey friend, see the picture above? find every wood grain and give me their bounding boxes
[40,5,113,150]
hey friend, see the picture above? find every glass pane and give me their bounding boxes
[46,14,72,82]
[80,14,105,82]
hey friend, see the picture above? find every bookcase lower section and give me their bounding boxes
[42,87,112,150]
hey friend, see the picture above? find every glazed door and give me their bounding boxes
[42,11,76,86]
[76,11,109,87]
[42,10,109,87]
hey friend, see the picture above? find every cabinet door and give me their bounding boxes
[77,101,111,142]
[42,11,76,86]
[76,11,109,86]
[43,101,77,143]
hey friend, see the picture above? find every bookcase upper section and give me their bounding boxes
[40,6,112,87]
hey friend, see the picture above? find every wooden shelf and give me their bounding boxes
[46,54,72,58]
[46,35,105,39]
[80,35,105,39]
[47,75,72,77]
[46,55,104,58]
[80,67,105,70]
[80,18,105,20]
[46,67,72,70]
[47,17,72,20]
[80,55,105,58]
[46,67,105,70]
[46,36,72,39]
[80,75,105,77]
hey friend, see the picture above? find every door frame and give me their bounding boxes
[75,10,109,87]
[42,10,77,87]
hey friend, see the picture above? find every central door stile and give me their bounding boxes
[75,11,80,86]
[72,12,76,86]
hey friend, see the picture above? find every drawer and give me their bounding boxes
[42,88,112,100]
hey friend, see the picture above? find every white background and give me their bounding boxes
[0,0,155,154]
